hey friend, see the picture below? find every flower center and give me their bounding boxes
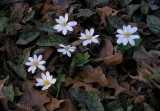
[61,22,67,27]
[44,80,50,86]
[86,35,92,40]
[124,32,130,38]
[33,61,39,66]
[64,47,68,51]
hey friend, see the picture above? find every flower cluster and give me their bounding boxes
[25,55,56,91]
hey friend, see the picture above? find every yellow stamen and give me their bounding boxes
[86,35,92,40]
[64,47,68,50]
[61,22,67,27]
[124,32,130,38]
[44,80,50,86]
[33,61,39,66]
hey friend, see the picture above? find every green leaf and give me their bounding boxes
[22,10,35,23]
[38,21,57,33]
[3,84,14,102]
[69,88,104,111]
[144,106,155,111]
[141,0,149,15]
[150,72,160,80]
[147,15,160,34]
[18,50,31,64]
[117,38,142,52]
[77,9,96,18]
[16,29,40,45]
[122,0,133,7]
[0,16,8,32]
[106,100,133,111]
[36,34,68,46]
[89,0,110,8]
[107,16,125,29]
[127,4,140,16]
[55,74,65,90]
[73,52,90,66]
[147,0,159,10]
[8,61,27,79]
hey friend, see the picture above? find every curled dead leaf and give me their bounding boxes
[46,98,64,111]
[81,65,108,87]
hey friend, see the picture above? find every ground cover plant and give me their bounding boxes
[0,0,160,111]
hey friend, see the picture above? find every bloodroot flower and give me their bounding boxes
[53,13,77,35]
[79,28,99,46]
[25,55,46,74]
[116,25,140,46]
[36,71,56,90]
[57,44,76,57]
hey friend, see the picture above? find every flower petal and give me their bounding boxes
[123,38,128,46]
[46,71,50,78]
[129,38,135,46]
[31,66,37,74]
[66,51,71,57]
[68,21,77,26]
[28,66,33,72]
[38,65,46,71]
[64,13,68,22]
[57,26,63,32]
[41,73,46,80]
[39,61,46,65]
[59,16,65,21]
[116,34,125,38]
[42,86,49,90]
[62,28,67,35]
[92,38,99,43]
[55,18,61,24]
[34,55,38,61]
[50,79,56,84]
[83,40,89,46]
[131,35,140,39]
[57,49,65,53]
[92,35,99,39]
[62,50,67,55]
[29,57,34,62]
[85,29,90,35]
[117,29,124,34]
[130,27,137,34]
[37,55,42,61]
[123,25,127,32]
[90,28,94,36]
[66,25,73,31]
[53,24,61,30]
[25,62,32,66]
[117,38,123,44]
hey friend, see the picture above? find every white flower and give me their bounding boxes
[57,44,76,57]
[79,28,99,46]
[36,71,56,90]
[53,13,77,35]
[25,55,46,74]
[116,25,140,46]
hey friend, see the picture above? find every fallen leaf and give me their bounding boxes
[18,80,50,110]
[96,6,119,26]
[134,95,145,104]
[46,98,64,111]
[65,76,100,93]
[81,65,108,87]
[58,99,77,111]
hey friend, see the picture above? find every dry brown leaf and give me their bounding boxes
[96,6,119,26]
[134,95,145,104]
[18,80,50,110]
[107,76,126,96]
[46,98,64,111]
[58,99,77,111]
[80,65,108,87]
[71,40,84,46]
[65,76,100,93]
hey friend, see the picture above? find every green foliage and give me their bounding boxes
[72,52,90,66]
[3,84,14,102]
[89,0,110,8]
[18,50,31,65]
[77,9,96,18]
[141,0,149,15]
[22,10,35,23]
[147,15,160,34]
[127,4,140,16]
[0,15,16,35]
[69,88,104,111]
[150,72,160,80]
[55,74,65,91]
[16,29,40,45]
[117,38,142,52]
[107,16,125,29]
[106,100,133,111]
[38,21,57,33]
[122,0,133,7]
[36,34,68,46]
[8,61,27,79]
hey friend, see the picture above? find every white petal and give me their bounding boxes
[36,82,44,86]
[62,28,67,35]
[62,50,67,55]
[59,44,65,47]
[80,33,86,39]
[68,48,76,52]
[127,25,131,32]
[41,73,46,80]
[66,25,73,31]
[131,35,140,39]
[67,51,71,57]
[25,62,32,66]
[83,41,89,46]
[53,24,61,30]
[129,38,135,46]
[85,29,90,35]
[57,26,63,32]
[55,18,61,24]
[29,57,34,62]
[92,35,99,39]
[37,55,42,61]
[38,65,46,71]
[64,13,68,22]
[50,79,56,84]
[42,86,49,90]
[39,61,46,65]
[123,38,128,46]
[34,55,38,61]
[123,25,127,32]
[57,49,65,53]
[117,38,123,44]
[36,78,43,83]
[90,28,94,36]
[117,29,124,34]
[92,38,99,43]
[28,66,33,72]
[46,71,50,79]
[59,16,65,22]
[130,27,137,34]
[68,21,77,26]
[116,34,125,38]
[31,66,37,74]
